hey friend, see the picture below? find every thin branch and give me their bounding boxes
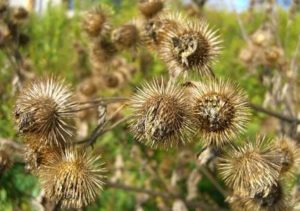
[266,0,282,48]
[76,114,131,145]
[199,167,227,197]
[284,0,299,47]
[3,47,23,82]
[227,0,250,44]
[105,181,228,210]
[290,34,300,74]
[70,105,102,112]
[10,45,26,82]
[0,138,24,152]
[140,148,171,193]
[73,97,130,112]
[101,115,132,134]
[250,103,300,124]
[78,97,130,105]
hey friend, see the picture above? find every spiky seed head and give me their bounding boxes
[103,73,120,88]
[23,135,60,173]
[112,23,140,50]
[130,79,195,149]
[228,183,293,211]
[103,65,135,89]
[0,150,11,175]
[251,183,292,211]
[103,65,134,88]
[0,0,8,14]
[89,38,117,71]
[78,78,97,97]
[181,80,201,101]
[14,77,77,146]
[191,80,250,147]
[274,136,300,176]
[39,147,105,208]
[251,28,274,47]
[239,47,254,64]
[138,0,164,18]
[264,46,284,65]
[11,7,28,23]
[160,18,221,77]
[83,7,110,37]
[0,21,10,46]
[218,137,281,196]
[142,19,164,49]
[142,13,183,50]
[226,194,248,211]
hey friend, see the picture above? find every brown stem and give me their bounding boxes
[228,0,250,45]
[290,34,300,74]
[70,105,101,112]
[101,115,132,134]
[199,167,227,197]
[249,103,300,124]
[12,46,25,81]
[4,48,21,76]
[71,97,129,113]
[87,115,132,146]
[78,97,130,105]
[0,138,24,152]
[76,115,132,145]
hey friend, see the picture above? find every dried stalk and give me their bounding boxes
[199,167,227,197]
[227,0,250,44]
[290,35,300,75]
[0,138,24,152]
[250,103,300,124]
[77,111,131,145]
[78,97,130,105]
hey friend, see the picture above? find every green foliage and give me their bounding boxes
[25,6,83,81]
[0,164,39,211]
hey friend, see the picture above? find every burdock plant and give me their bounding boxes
[112,22,141,50]
[138,0,164,19]
[191,79,250,147]
[142,13,185,50]
[159,17,221,77]
[129,79,195,148]
[83,6,110,38]
[227,182,293,211]
[219,137,281,196]
[23,135,60,173]
[274,136,300,176]
[7,1,300,210]
[14,77,77,146]
[38,147,105,208]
